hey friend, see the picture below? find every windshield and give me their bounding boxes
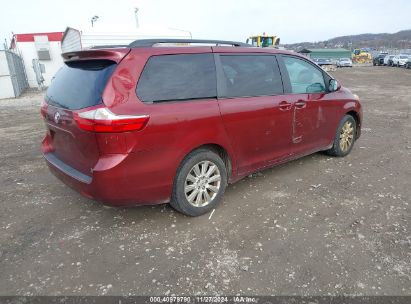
[261,37,273,47]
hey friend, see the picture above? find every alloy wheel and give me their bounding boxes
[339,121,354,152]
[184,160,221,207]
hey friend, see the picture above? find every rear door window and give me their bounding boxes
[46,60,116,110]
[137,54,216,103]
[282,56,326,94]
[218,55,283,98]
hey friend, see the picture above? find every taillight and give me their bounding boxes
[73,106,149,133]
[40,100,48,118]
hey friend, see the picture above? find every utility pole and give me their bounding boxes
[134,7,139,28]
[91,15,99,28]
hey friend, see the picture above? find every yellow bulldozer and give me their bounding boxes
[247,34,280,48]
[352,49,372,64]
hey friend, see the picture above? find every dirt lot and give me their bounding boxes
[0,67,410,296]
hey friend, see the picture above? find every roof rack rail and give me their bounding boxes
[128,39,250,48]
[90,45,128,49]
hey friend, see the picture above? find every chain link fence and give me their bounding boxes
[4,50,29,97]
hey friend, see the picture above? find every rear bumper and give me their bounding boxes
[43,151,172,207]
[44,153,92,184]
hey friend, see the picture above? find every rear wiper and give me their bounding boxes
[46,95,69,109]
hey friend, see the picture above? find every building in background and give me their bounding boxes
[61,26,192,53]
[6,25,192,91]
[298,48,352,60]
[10,32,64,88]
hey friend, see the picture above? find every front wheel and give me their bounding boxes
[170,149,227,216]
[326,115,357,157]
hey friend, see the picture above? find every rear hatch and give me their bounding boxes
[43,59,117,175]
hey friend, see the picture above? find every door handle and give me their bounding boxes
[295,100,306,108]
[279,101,292,111]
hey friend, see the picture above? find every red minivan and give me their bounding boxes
[41,39,362,216]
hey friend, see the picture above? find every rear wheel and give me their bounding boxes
[326,115,357,157]
[170,149,227,216]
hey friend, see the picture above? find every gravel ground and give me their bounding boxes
[0,67,410,296]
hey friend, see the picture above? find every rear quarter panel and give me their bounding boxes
[100,48,237,202]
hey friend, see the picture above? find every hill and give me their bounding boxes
[285,29,411,50]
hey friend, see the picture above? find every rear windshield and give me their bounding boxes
[46,60,116,110]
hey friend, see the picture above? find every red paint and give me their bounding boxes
[42,46,362,207]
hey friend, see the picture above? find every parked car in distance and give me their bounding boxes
[392,55,400,66]
[313,58,333,66]
[406,57,411,69]
[384,55,395,66]
[337,58,353,67]
[373,54,387,66]
[392,55,399,66]
[398,55,411,67]
[392,54,409,67]
[41,39,362,216]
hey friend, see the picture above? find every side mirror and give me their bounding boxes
[329,79,339,92]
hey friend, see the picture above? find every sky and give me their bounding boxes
[1,0,411,48]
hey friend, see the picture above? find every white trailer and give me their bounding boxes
[61,26,192,53]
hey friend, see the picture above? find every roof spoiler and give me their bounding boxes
[62,48,131,63]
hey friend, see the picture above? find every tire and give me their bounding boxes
[326,115,357,157]
[170,149,227,216]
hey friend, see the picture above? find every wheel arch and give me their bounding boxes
[345,110,361,139]
[181,143,234,182]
